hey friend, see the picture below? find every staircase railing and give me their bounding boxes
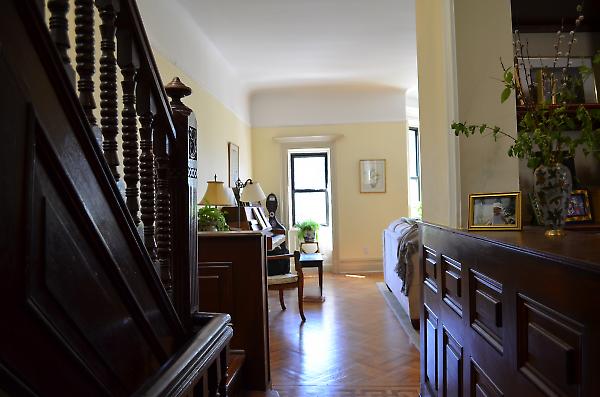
[0,0,233,395]
[43,0,199,322]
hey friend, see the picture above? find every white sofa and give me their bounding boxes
[382,218,420,328]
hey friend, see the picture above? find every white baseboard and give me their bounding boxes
[336,258,383,274]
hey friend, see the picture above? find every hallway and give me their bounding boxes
[268,273,420,397]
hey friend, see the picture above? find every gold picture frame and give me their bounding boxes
[468,192,522,231]
[566,189,593,223]
[359,159,386,193]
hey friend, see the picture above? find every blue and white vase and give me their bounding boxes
[533,163,572,237]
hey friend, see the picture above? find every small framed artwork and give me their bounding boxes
[468,192,522,231]
[360,159,386,193]
[228,142,239,187]
[566,189,592,223]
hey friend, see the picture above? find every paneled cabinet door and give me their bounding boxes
[197,263,233,314]
[443,330,463,397]
[423,307,439,395]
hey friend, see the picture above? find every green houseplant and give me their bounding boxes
[451,6,600,236]
[198,205,229,232]
[295,220,320,243]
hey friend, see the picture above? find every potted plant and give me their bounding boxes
[451,6,600,236]
[295,220,320,243]
[198,205,229,232]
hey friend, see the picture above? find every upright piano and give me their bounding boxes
[196,204,287,392]
[221,205,286,251]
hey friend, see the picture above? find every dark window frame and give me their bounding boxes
[290,152,330,226]
[408,127,421,202]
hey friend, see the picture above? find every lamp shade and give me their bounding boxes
[240,181,266,203]
[200,178,237,206]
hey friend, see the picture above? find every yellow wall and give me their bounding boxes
[416,0,519,228]
[153,51,252,191]
[415,0,459,227]
[252,122,409,272]
[454,0,519,226]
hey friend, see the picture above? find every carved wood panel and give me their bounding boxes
[470,269,503,353]
[517,294,583,397]
[442,255,462,317]
[0,45,182,393]
[443,328,463,397]
[424,305,439,394]
[420,223,600,397]
[470,359,503,397]
[424,246,438,293]
[26,122,162,393]
[197,263,234,315]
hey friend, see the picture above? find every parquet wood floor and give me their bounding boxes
[267,272,420,397]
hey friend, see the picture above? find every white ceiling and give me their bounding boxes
[174,0,418,93]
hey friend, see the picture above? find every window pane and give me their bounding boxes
[293,156,326,189]
[408,131,417,177]
[409,178,420,204]
[294,192,327,225]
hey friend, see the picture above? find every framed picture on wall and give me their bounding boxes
[228,142,239,187]
[359,159,386,193]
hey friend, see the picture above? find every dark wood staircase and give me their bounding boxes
[0,0,238,395]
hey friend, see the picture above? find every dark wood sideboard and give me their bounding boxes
[197,231,271,392]
[420,223,600,397]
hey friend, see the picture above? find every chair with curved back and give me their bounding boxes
[266,250,306,322]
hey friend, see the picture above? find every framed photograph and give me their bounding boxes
[468,192,522,231]
[518,57,598,104]
[566,189,592,223]
[360,159,386,193]
[228,142,239,187]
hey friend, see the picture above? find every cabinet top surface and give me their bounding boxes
[422,223,600,271]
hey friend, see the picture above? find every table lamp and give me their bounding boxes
[240,180,266,205]
[200,175,237,206]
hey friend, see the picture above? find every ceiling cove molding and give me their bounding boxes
[273,135,344,144]
[137,0,250,124]
[250,86,407,128]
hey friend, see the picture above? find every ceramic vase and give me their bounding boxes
[303,230,316,243]
[533,163,572,237]
[199,223,218,232]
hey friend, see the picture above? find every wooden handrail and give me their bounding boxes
[134,313,233,396]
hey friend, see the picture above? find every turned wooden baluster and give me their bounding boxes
[75,0,97,127]
[155,127,172,293]
[47,0,71,70]
[95,0,120,182]
[117,23,141,225]
[137,78,157,260]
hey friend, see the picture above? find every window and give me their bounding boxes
[290,152,329,226]
[407,127,421,217]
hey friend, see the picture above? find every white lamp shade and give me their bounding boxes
[240,181,266,203]
[200,179,237,206]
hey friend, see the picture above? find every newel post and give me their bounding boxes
[165,77,199,326]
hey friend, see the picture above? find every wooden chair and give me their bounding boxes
[266,250,306,322]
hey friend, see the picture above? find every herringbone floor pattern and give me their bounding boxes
[267,272,420,397]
